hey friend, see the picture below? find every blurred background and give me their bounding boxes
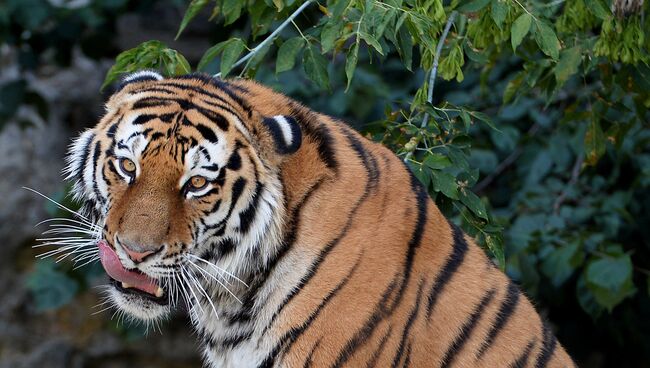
[0,0,648,367]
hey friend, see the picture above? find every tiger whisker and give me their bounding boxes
[181,267,205,315]
[72,255,100,269]
[23,187,95,227]
[187,254,249,287]
[36,217,101,231]
[187,257,242,304]
[185,263,219,318]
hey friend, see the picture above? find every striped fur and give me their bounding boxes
[66,72,575,367]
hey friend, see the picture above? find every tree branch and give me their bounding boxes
[473,123,541,192]
[553,154,584,213]
[404,11,457,163]
[214,0,315,78]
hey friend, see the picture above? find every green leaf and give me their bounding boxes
[554,46,582,86]
[510,13,532,51]
[198,41,228,71]
[101,41,189,89]
[220,38,246,77]
[432,171,459,199]
[222,0,243,25]
[490,0,508,29]
[273,0,284,11]
[470,111,499,131]
[533,20,560,60]
[176,0,210,39]
[584,117,605,166]
[586,254,633,291]
[541,243,581,287]
[321,21,341,53]
[396,26,413,70]
[485,233,505,270]
[586,254,636,311]
[423,153,452,170]
[303,45,330,90]
[345,43,359,91]
[360,33,384,55]
[503,73,524,104]
[26,260,79,311]
[459,188,488,220]
[276,37,305,74]
[584,0,610,20]
[408,161,431,188]
[457,0,491,12]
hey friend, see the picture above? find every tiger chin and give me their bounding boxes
[62,71,575,367]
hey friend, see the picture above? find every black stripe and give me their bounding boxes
[159,81,247,118]
[132,97,172,109]
[403,342,412,368]
[440,288,497,368]
[220,329,253,349]
[333,177,428,368]
[226,149,242,171]
[426,223,469,319]
[391,280,425,368]
[132,114,158,125]
[195,106,230,131]
[476,280,521,359]
[238,181,263,234]
[303,337,322,368]
[195,123,219,143]
[262,116,302,154]
[534,320,557,368]
[128,87,177,95]
[258,254,363,368]
[289,104,338,171]
[340,125,380,190]
[510,339,536,368]
[366,325,393,368]
[106,119,120,137]
[91,141,104,203]
[74,132,95,184]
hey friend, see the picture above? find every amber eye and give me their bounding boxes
[189,176,208,190]
[119,158,136,175]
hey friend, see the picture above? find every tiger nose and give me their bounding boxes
[118,236,163,263]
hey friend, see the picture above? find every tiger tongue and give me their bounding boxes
[98,240,161,296]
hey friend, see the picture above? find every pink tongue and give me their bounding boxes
[98,240,159,296]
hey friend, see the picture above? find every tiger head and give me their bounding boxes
[65,72,302,321]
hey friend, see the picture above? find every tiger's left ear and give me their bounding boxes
[260,115,302,155]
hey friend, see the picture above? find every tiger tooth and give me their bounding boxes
[122,282,132,289]
[155,287,164,298]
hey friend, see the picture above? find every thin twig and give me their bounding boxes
[473,123,541,192]
[403,11,457,163]
[422,11,458,129]
[214,0,315,78]
[553,154,584,213]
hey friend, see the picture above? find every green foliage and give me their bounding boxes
[102,40,191,89]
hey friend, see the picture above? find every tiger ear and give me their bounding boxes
[116,70,164,91]
[259,115,302,155]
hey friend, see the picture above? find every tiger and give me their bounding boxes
[61,70,575,368]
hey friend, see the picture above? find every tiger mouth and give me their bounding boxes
[109,277,169,305]
[98,240,168,304]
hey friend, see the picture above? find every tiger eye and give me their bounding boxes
[120,158,136,174]
[190,176,207,189]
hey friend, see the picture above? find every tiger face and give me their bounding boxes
[65,72,300,321]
